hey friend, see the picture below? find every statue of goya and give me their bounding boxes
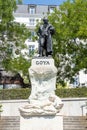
[37,18,55,57]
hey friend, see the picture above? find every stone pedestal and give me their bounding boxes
[20,114,63,130]
[19,58,63,130]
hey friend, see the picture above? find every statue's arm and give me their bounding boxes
[37,25,43,36]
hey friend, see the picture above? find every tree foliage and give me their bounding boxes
[0,0,31,79]
[48,0,87,83]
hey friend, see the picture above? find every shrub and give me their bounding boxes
[0,88,31,100]
[55,87,87,98]
[0,104,3,113]
[0,87,87,100]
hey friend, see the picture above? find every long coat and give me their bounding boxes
[38,23,55,56]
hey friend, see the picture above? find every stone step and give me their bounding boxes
[0,116,20,130]
[0,116,87,130]
[63,116,87,130]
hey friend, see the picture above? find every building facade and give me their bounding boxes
[14,3,59,31]
[13,2,60,57]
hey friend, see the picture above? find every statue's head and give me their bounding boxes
[43,18,48,24]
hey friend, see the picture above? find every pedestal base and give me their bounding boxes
[20,114,63,130]
[20,58,63,130]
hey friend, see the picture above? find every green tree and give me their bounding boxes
[0,0,31,81]
[48,0,87,84]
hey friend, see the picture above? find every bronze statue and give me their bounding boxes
[37,18,55,57]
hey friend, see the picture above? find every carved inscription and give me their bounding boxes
[36,61,50,65]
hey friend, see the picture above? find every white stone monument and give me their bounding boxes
[19,58,63,130]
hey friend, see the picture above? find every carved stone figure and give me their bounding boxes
[19,58,63,116]
[37,18,55,57]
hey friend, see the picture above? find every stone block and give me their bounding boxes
[20,114,63,130]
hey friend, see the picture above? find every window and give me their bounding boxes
[29,31,36,41]
[29,19,35,26]
[29,45,35,56]
[29,5,36,14]
[84,70,87,74]
[48,6,56,13]
[31,31,35,37]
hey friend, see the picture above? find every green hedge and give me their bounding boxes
[0,88,31,100]
[0,87,87,100]
[55,87,87,98]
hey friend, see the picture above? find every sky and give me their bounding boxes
[22,0,67,5]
